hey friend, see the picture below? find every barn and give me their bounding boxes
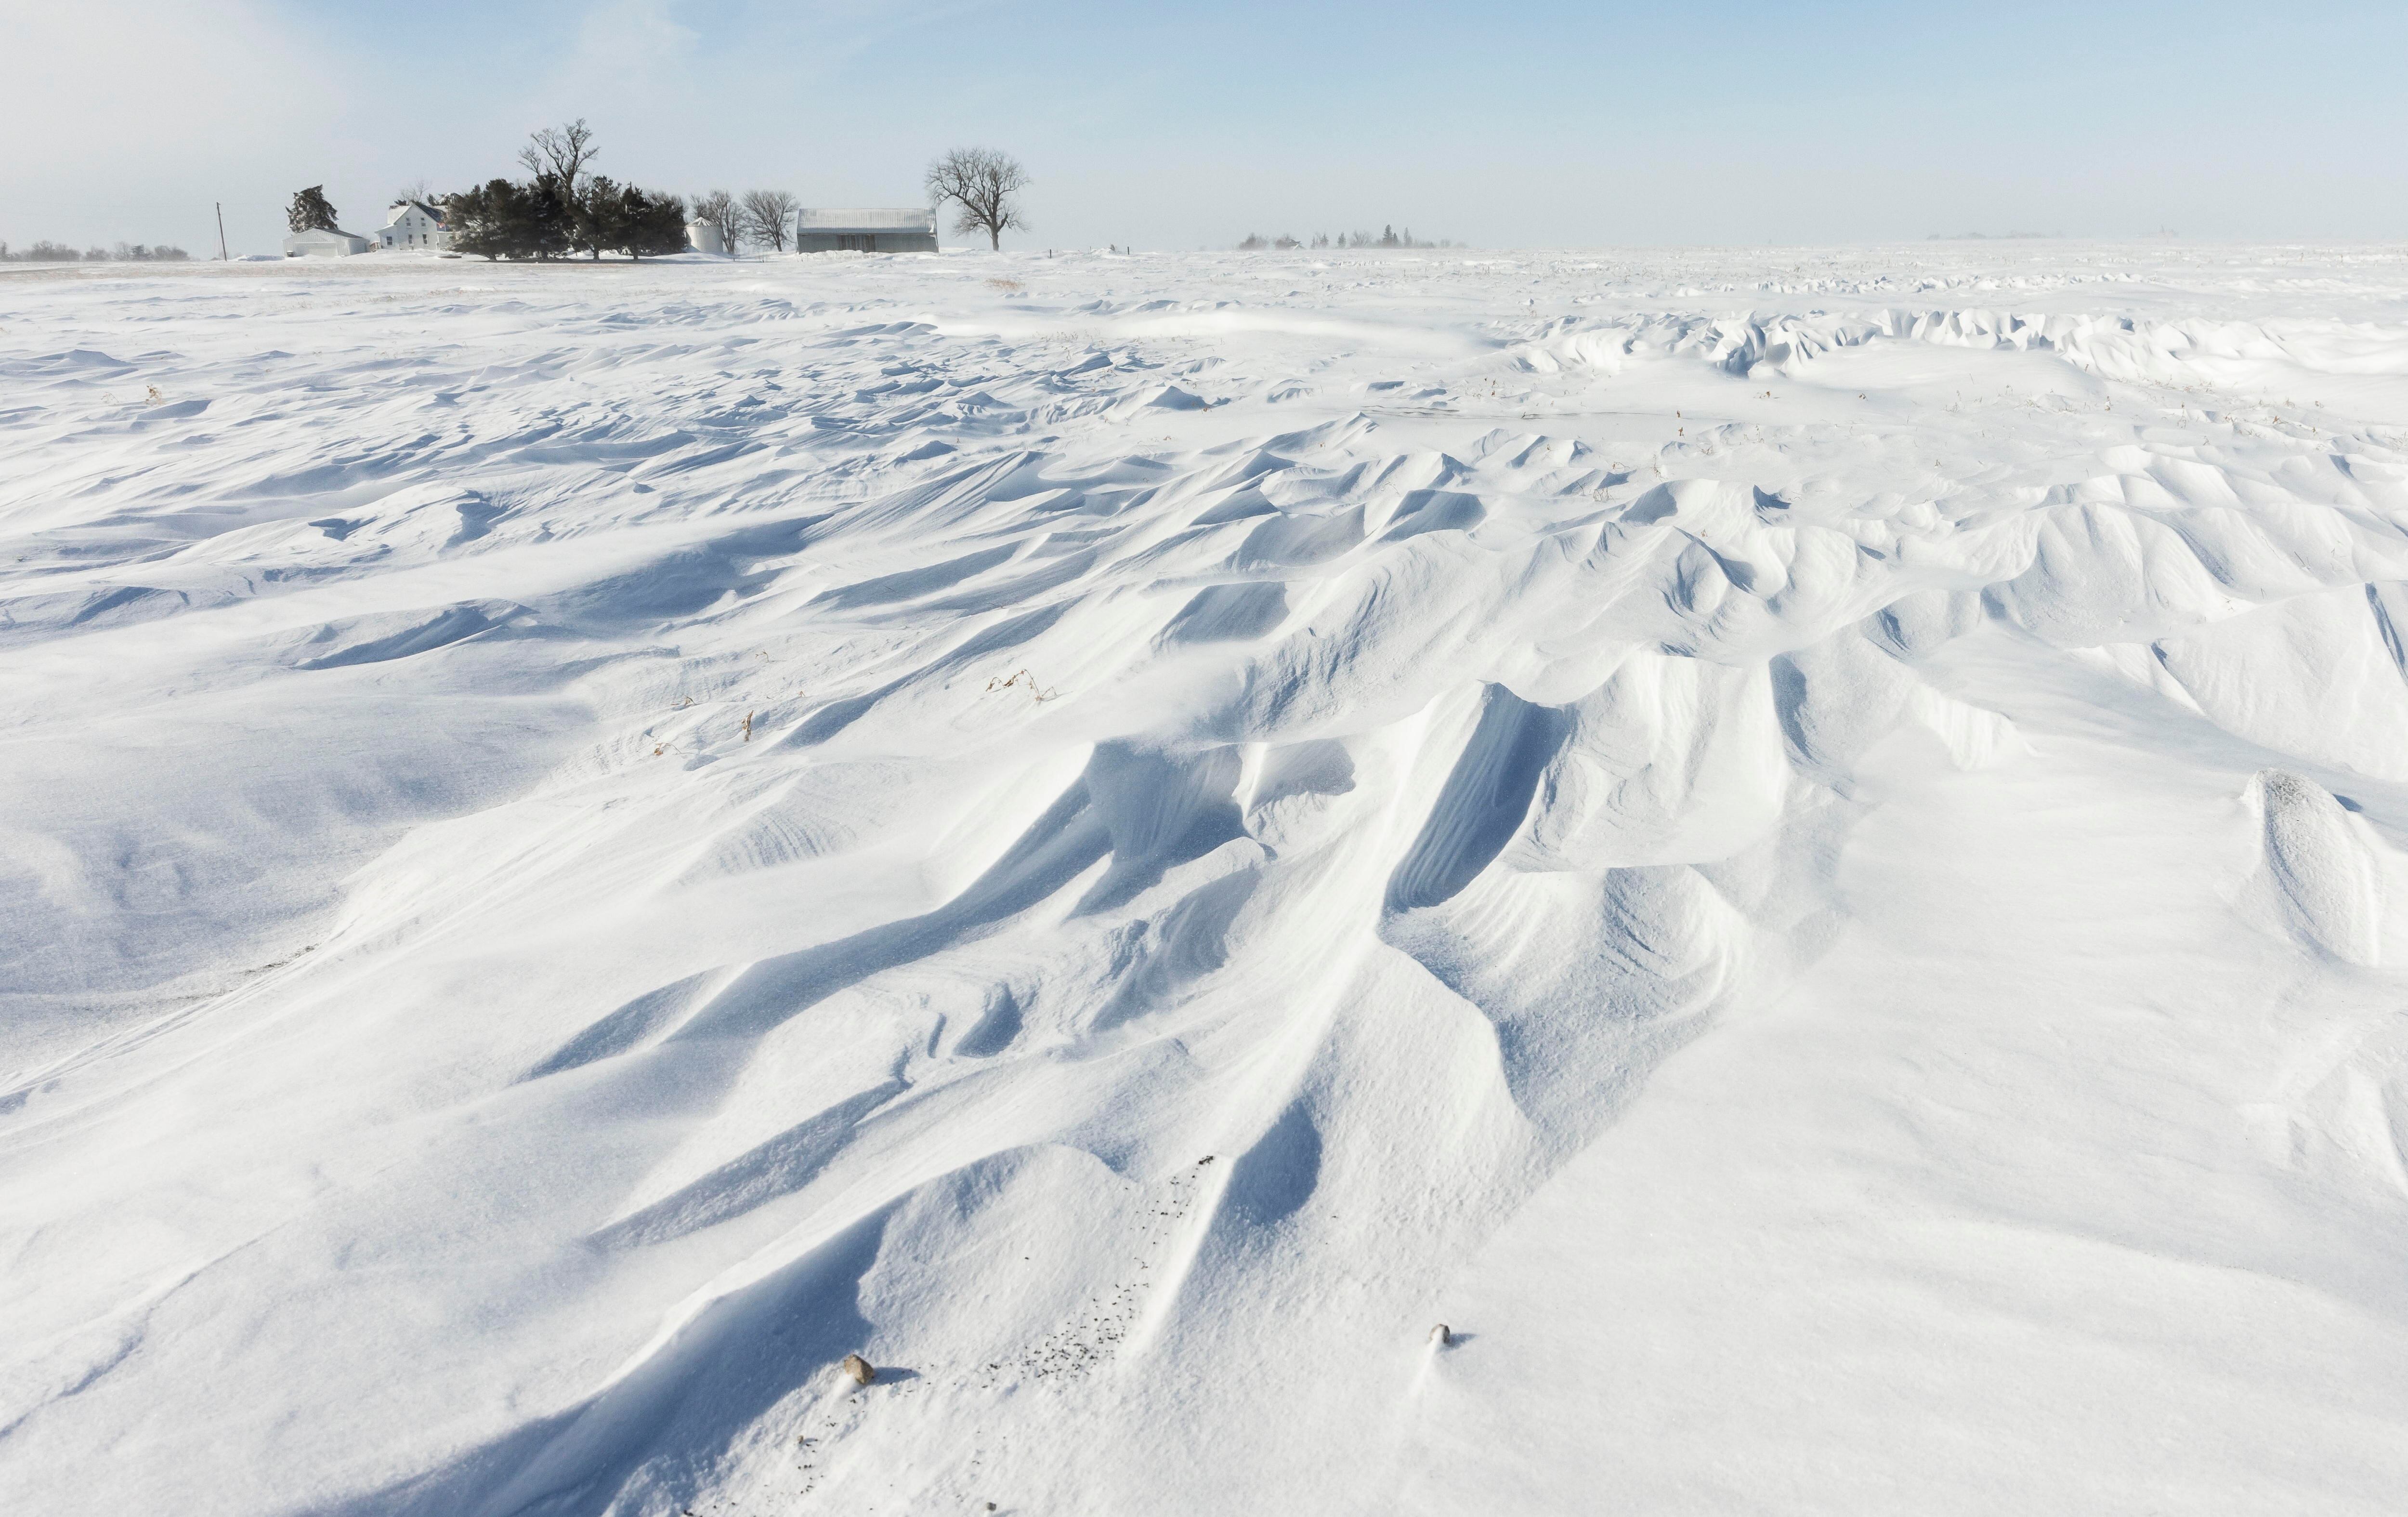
[792,208,938,253]
[283,227,371,257]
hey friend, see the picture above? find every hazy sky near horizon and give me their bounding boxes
[5,0,2405,255]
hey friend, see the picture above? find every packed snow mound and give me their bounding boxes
[5,244,2408,1516]
[2249,769,2389,966]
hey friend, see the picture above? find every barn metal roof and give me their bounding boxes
[795,208,937,233]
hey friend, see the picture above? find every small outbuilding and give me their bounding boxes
[378,200,451,251]
[284,227,372,257]
[686,220,727,255]
[793,208,937,253]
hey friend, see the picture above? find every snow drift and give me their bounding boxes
[5,243,2408,1516]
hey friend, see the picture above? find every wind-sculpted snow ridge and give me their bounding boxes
[5,244,2408,1516]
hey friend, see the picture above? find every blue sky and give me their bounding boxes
[6,0,2405,254]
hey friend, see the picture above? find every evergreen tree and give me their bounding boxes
[443,178,572,261]
[570,175,624,259]
[287,186,339,234]
[442,172,681,262]
[445,181,537,260]
[619,187,688,259]
[568,179,687,259]
[524,176,574,260]
[443,182,505,260]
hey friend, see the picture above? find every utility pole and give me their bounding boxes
[216,203,229,261]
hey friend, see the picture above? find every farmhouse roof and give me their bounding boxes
[384,199,447,226]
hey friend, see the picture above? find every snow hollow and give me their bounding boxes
[6,243,2408,1516]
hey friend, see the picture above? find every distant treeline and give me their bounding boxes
[1,241,191,263]
[442,178,686,261]
[445,119,683,261]
[303,122,686,262]
[1237,226,1459,251]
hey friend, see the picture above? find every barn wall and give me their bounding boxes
[796,232,940,252]
[284,231,371,257]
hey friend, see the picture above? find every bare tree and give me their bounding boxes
[925,148,1028,251]
[287,186,339,233]
[691,189,741,253]
[740,190,798,252]
[395,178,434,206]
[518,119,600,193]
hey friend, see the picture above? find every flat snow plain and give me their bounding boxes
[6,243,2408,1516]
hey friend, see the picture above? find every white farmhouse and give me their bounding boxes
[377,200,451,251]
[283,227,371,257]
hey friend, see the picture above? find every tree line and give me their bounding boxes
[689,149,1029,253]
[1237,225,1458,251]
[444,121,687,260]
[314,122,1035,262]
[1,241,190,263]
[293,123,687,262]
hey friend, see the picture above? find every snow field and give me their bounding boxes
[3,243,2408,1514]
